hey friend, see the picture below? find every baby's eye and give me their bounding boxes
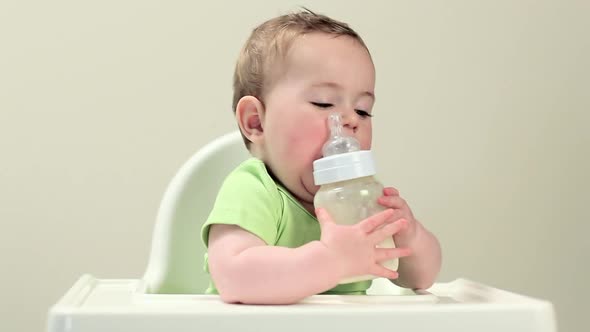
[355,109,373,118]
[311,102,333,108]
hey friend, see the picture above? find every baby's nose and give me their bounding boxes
[341,113,358,134]
[342,125,356,136]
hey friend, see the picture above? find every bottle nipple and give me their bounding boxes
[322,112,360,157]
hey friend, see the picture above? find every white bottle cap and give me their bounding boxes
[313,150,376,185]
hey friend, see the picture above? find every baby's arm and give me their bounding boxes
[378,187,442,289]
[393,219,441,289]
[207,208,410,304]
[208,224,338,304]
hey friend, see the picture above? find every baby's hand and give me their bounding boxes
[377,187,417,245]
[316,208,411,281]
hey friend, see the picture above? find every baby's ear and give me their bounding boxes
[236,96,265,144]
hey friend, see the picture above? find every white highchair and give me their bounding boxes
[47,131,557,332]
[142,130,250,295]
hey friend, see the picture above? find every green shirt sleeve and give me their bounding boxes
[201,159,282,247]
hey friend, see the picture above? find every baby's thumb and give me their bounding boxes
[315,208,334,227]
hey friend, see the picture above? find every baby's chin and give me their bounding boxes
[300,177,320,199]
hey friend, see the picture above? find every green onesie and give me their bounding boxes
[201,158,371,295]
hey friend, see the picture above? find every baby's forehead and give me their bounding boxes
[287,33,367,57]
[277,36,372,78]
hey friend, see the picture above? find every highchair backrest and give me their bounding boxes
[143,131,250,294]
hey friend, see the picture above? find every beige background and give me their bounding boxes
[1,1,588,331]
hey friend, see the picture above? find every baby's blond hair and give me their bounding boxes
[232,9,369,147]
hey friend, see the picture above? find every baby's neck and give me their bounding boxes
[298,199,316,217]
[263,162,317,217]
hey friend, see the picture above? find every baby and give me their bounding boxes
[201,9,442,304]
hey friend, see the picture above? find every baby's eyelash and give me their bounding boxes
[311,102,333,108]
[311,102,373,118]
[356,110,373,118]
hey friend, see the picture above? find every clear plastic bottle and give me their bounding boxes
[313,112,397,284]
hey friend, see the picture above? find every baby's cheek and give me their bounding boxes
[290,124,325,151]
[304,122,328,145]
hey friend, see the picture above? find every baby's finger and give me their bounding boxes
[383,187,399,196]
[370,219,407,242]
[378,195,406,209]
[315,208,335,227]
[375,247,412,263]
[369,264,399,280]
[358,209,394,233]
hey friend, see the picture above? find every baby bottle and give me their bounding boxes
[313,112,397,284]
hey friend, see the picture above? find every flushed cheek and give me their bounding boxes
[305,119,329,143]
[361,135,372,150]
[304,135,327,192]
[358,124,373,150]
[287,128,324,190]
[286,122,326,156]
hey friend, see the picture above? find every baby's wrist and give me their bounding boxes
[393,219,420,247]
[307,241,347,285]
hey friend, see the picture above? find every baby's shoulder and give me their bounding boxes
[222,158,282,201]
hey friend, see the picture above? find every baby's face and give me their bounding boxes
[260,32,376,214]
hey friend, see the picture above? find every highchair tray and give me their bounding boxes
[47,274,556,332]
